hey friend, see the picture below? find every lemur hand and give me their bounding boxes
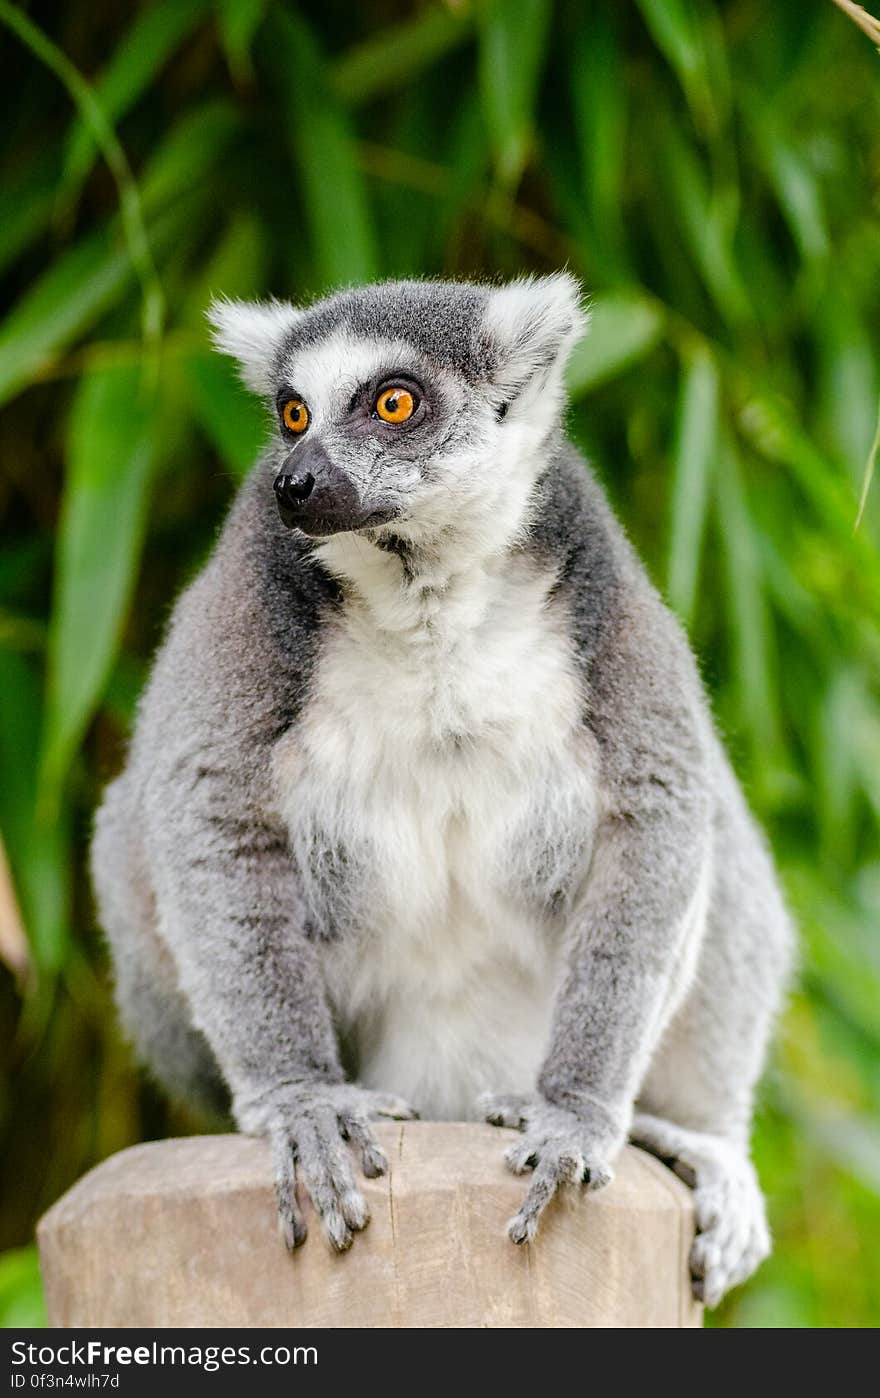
[479,1091,625,1243]
[238,1082,418,1252]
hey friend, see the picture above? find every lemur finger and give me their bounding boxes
[689,1232,721,1283]
[582,1157,614,1191]
[365,1092,419,1121]
[322,1129,371,1234]
[294,1115,369,1249]
[693,1188,723,1233]
[506,1143,597,1244]
[478,1091,528,1129]
[339,1111,388,1178]
[504,1137,543,1174]
[690,1189,769,1307]
[271,1129,307,1250]
[507,1160,562,1244]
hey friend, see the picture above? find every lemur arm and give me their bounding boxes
[482,598,711,1240]
[147,747,416,1250]
[147,753,341,1103]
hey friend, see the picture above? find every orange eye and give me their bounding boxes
[282,398,309,434]
[375,387,416,424]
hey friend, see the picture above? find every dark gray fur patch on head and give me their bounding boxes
[277,280,496,382]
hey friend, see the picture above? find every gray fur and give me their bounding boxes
[92,274,793,1307]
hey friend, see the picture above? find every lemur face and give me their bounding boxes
[209,276,586,541]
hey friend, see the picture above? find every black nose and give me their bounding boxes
[274,470,315,505]
[273,442,383,536]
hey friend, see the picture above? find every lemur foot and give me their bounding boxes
[479,1091,622,1244]
[630,1112,770,1308]
[238,1083,418,1253]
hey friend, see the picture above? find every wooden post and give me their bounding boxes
[38,1123,702,1328]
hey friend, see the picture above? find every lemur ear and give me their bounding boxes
[484,272,588,399]
[207,297,302,394]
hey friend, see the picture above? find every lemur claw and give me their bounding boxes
[481,1091,619,1243]
[244,1082,418,1252]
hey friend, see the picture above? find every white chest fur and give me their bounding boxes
[273,543,598,1120]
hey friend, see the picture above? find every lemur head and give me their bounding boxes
[209,275,586,547]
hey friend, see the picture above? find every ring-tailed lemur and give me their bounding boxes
[92,275,793,1308]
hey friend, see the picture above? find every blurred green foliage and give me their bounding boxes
[0,0,878,1329]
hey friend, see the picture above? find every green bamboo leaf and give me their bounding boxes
[635,0,702,86]
[182,209,267,327]
[751,120,828,263]
[714,437,780,759]
[667,345,719,624]
[187,351,267,477]
[568,9,628,277]
[815,299,877,481]
[566,292,665,398]
[634,0,723,131]
[855,392,880,531]
[421,89,489,265]
[792,872,880,1045]
[477,0,551,187]
[41,363,159,803]
[757,530,827,648]
[806,1109,880,1196]
[139,100,240,213]
[852,698,880,827]
[263,10,377,286]
[0,1,164,360]
[0,11,212,278]
[658,116,750,324]
[0,650,71,972]
[330,3,473,106]
[0,228,130,408]
[740,395,880,567]
[0,105,238,410]
[60,0,211,201]
[769,143,827,264]
[0,608,45,655]
[103,653,148,730]
[0,148,57,277]
[816,671,863,866]
[217,0,268,81]
[0,537,47,607]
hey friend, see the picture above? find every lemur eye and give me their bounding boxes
[281,398,309,434]
[375,387,416,424]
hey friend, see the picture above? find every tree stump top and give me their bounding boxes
[38,1123,702,1328]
